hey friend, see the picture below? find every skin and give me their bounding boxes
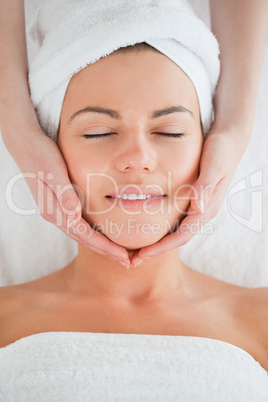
[58,50,203,248]
[56,48,204,300]
[133,0,268,264]
[1,2,267,268]
[0,1,268,378]
[1,49,268,373]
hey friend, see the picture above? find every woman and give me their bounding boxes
[0,0,267,266]
[0,1,267,400]
[1,42,268,399]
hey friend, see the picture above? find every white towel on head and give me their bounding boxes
[28,0,220,141]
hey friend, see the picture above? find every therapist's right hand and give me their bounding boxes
[3,127,131,268]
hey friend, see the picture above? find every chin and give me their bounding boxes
[86,215,181,250]
[104,232,163,250]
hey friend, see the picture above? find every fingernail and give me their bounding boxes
[204,188,212,205]
[68,211,76,217]
[67,217,78,227]
[67,219,76,228]
[196,199,205,214]
[205,185,214,198]
[133,257,150,267]
[67,211,77,227]
[134,259,144,267]
[120,262,130,269]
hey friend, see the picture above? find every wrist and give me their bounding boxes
[212,107,254,140]
[208,117,253,157]
[212,83,256,141]
[0,82,43,146]
[1,112,44,156]
[211,115,253,139]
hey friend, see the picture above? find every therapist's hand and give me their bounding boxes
[6,128,131,268]
[131,0,268,267]
[131,125,251,267]
[0,1,130,268]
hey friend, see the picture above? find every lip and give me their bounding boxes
[105,185,166,211]
[106,185,166,198]
[106,195,166,211]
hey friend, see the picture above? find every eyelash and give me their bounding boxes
[83,132,184,139]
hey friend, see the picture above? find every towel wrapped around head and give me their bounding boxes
[28,0,220,141]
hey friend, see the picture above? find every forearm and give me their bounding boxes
[209,0,268,138]
[0,0,41,151]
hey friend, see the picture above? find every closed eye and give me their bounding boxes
[154,132,184,138]
[83,133,185,139]
[83,133,114,139]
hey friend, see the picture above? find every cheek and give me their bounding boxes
[169,142,202,211]
[62,152,114,218]
[57,142,100,209]
[60,142,108,185]
[169,141,202,183]
[62,152,87,188]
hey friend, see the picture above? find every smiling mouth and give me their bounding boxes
[106,194,166,200]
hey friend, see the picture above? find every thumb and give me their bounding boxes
[191,173,216,215]
[55,179,82,227]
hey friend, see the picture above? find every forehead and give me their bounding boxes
[61,50,200,121]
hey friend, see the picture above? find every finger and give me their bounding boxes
[107,169,223,264]
[131,205,207,266]
[191,179,216,215]
[39,183,130,265]
[191,161,225,215]
[192,130,243,215]
[132,173,233,266]
[130,229,191,266]
[40,173,83,225]
[57,185,82,224]
[66,217,130,264]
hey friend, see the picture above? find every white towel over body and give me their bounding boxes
[0,332,267,402]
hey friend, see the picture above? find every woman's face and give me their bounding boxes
[58,49,203,249]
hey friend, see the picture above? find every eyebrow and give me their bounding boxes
[68,105,194,124]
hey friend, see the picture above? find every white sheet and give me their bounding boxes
[0,0,267,286]
[0,332,267,401]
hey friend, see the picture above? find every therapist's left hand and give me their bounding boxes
[131,125,251,267]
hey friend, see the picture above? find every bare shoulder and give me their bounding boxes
[0,284,20,305]
[0,282,55,348]
[216,285,268,372]
[0,279,50,321]
[236,286,268,362]
[0,270,69,325]
[0,286,22,343]
[244,287,268,342]
[0,284,29,319]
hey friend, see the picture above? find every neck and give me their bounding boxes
[63,244,190,303]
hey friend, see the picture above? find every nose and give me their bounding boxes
[114,132,157,173]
